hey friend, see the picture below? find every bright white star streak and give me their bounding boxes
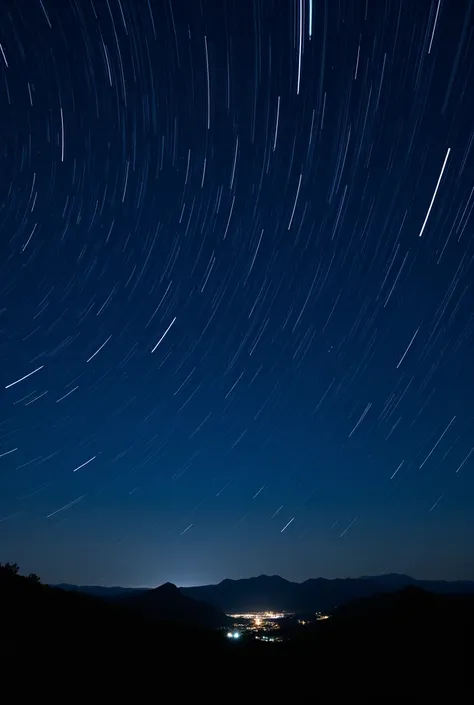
[5,366,44,389]
[151,317,177,353]
[418,148,451,238]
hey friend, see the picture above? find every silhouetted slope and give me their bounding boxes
[118,580,233,628]
[1,564,159,649]
[1,565,231,701]
[286,587,474,701]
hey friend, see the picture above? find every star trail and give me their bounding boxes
[1,0,474,587]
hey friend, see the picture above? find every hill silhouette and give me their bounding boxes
[117,580,233,629]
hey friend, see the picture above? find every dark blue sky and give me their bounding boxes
[1,0,474,587]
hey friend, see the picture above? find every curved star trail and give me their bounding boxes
[1,0,474,586]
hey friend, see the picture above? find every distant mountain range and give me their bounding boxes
[182,574,474,613]
[57,573,474,615]
[57,584,146,598]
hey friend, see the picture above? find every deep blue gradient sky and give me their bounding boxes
[1,0,474,587]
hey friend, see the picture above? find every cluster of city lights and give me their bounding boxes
[229,611,287,620]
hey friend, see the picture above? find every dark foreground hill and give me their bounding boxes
[3,563,473,702]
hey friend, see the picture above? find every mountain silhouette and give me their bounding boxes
[118,580,232,629]
[180,573,474,612]
[57,572,474,614]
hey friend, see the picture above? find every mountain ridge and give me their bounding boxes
[56,572,474,614]
[181,573,474,612]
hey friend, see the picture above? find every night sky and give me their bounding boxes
[1,0,474,588]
